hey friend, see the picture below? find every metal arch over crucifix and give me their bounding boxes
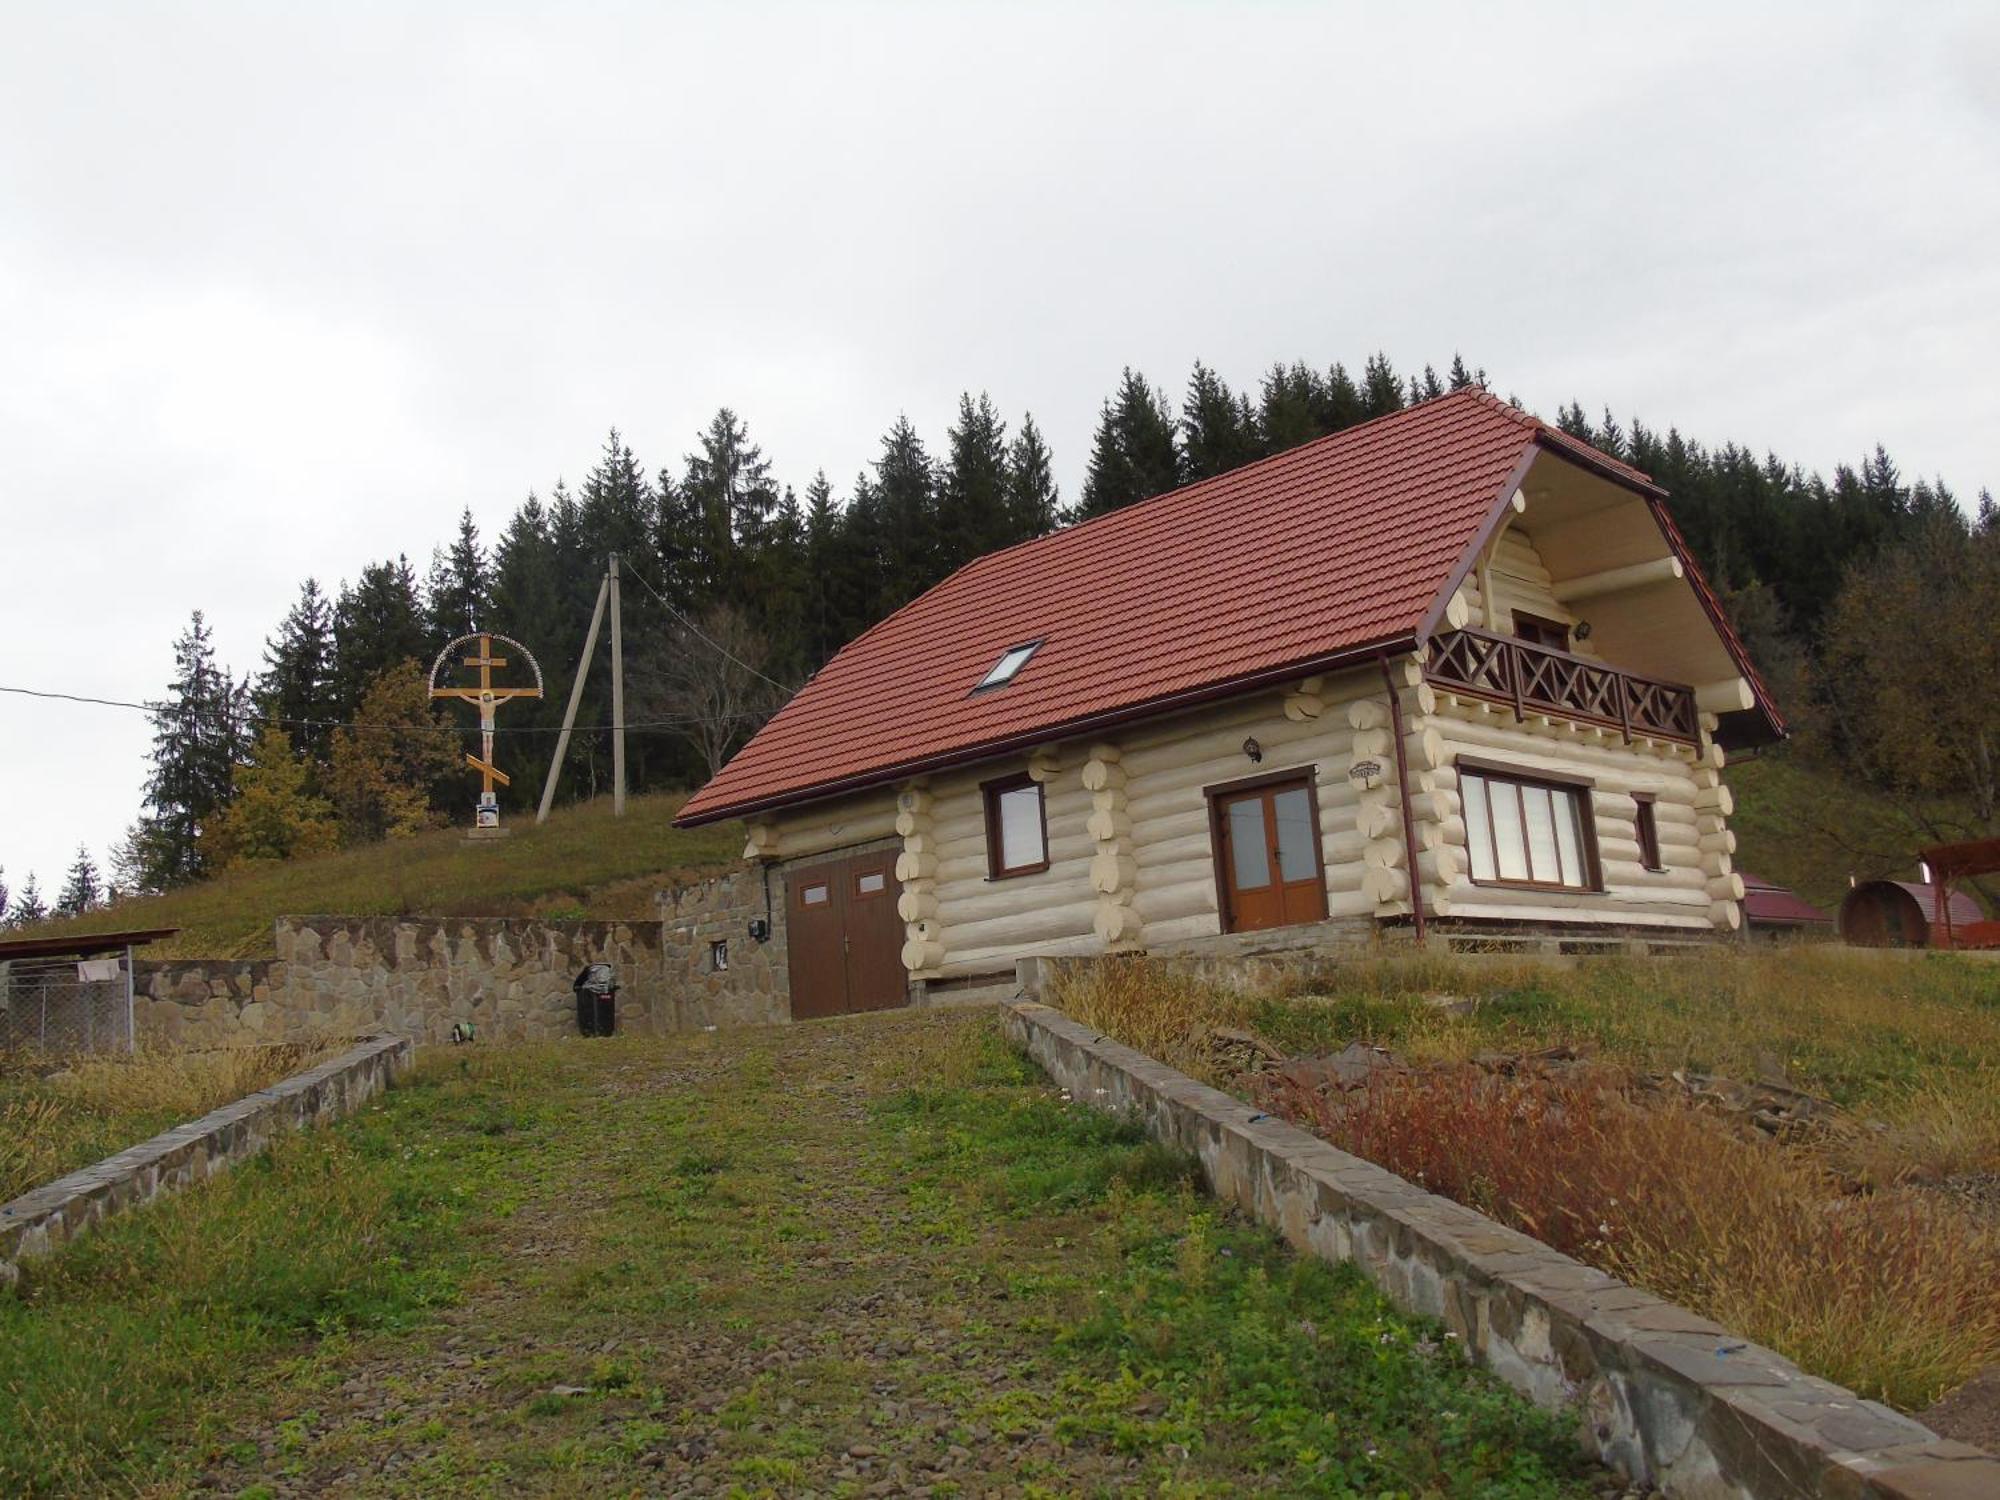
[427,632,545,830]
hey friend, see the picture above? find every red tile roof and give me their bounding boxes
[678,390,1767,826]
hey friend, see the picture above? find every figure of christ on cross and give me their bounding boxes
[427,632,545,828]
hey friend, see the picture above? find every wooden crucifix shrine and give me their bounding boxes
[427,632,545,831]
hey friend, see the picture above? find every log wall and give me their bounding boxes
[1459,523,1599,656]
[1417,686,1736,931]
[759,647,1744,982]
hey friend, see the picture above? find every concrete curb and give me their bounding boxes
[1000,997,1999,1500]
[1,1034,414,1283]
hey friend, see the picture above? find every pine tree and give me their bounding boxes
[55,845,101,916]
[834,469,889,640]
[874,416,941,609]
[482,492,570,810]
[678,410,774,603]
[425,507,489,646]
[1004,416,1060,542]
[491,495,560,643]
[800,471,844,667]
[1075,368,1180,520]
[1256,361,1329,457]
[1180,362,1257,480]
[1359,352,1405,418]
[134,610,248,889]
[939,392,1012,568]
[202,726,340,869]
[257,577,337,765]
[579,429,659,579]
[332,556,428,716]
[0,866,8,926]
[757,484,810,676]
[9,873,47,928]
[1323,363,1366,430]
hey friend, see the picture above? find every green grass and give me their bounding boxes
[0,1075,506,1494]
[0,1013,1598,1497]
[880,1054,1593,1495]
[30,791,742,958]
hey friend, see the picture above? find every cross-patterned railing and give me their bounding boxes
[1425,628,1699,743]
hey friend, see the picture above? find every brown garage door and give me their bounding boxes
[786,850,907,1020]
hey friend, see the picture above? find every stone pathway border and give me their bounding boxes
[1001,995,2000,1499]
[1,1034,412,1284]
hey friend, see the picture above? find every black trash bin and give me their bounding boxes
[573,962,619,1037]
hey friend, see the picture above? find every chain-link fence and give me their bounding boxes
[0,955,135,1054]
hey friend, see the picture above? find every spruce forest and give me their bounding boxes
[41,350,1999,904]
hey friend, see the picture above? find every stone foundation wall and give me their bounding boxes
[1001,995,1998,1500]
[1,1034,411,1284]
[656,868,790,1031]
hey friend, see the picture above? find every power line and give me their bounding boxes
[616,557,795,694]
[0,682,738,736]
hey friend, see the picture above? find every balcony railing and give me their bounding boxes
[1425,628,1699,744]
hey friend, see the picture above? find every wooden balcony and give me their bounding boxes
[1425,628,1699,744]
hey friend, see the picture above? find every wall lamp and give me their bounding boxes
[1242,736,1263,763]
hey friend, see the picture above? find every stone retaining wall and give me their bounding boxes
[0,1034,412,1285]
[131,892,797,1048]
[1000,994,1999,1499]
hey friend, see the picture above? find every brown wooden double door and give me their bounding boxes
[1212,774,1329,933]
[786,850,907,1020]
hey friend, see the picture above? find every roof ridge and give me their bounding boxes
[1020,386,1497,550]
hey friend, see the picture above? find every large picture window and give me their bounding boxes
[1459,762,1599,891]
[983,774,1048,878]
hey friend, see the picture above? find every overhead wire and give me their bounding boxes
[0,682,741,736]
[614,556,795,694]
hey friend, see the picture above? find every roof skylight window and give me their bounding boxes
[975,640,1041,691]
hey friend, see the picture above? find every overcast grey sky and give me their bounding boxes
[3,1,1995,899]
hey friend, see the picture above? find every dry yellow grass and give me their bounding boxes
[1050,947,2000,1410]
[0,1041,341,1201]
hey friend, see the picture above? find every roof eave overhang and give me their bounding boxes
[673,630,1422,827]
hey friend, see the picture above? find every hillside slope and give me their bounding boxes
[33,793,742,959]
[1726,751,1958,915]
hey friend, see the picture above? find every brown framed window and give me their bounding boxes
[1459,761,1600,892]
[1512,611,1572,652]
[983,773,1049,878]
[1633,794,1664,872]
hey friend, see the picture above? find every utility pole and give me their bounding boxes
[536,571,609,825]
[609,552,626,818]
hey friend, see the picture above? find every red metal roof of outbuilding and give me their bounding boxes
[1739,874,1832,928]
[1874,881,1986,930]
[678,390,1764,826]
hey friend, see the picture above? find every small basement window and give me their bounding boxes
[1634,794,1664,872]
[1461,763,1600,892]
[983,773,1049,878]
[974,640,1041,691]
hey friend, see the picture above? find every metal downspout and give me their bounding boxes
[1380,653,1429,945]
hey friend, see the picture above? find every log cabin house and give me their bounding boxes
[675,389,1784,1018]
